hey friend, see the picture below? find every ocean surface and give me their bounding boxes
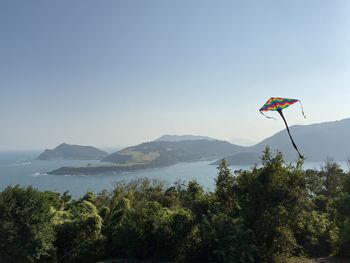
[0,151,348,197]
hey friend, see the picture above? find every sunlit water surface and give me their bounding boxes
[0,151,348,197]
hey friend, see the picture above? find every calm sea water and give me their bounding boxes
[0,151,348,197]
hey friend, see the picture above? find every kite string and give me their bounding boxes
[259,110,276,120]
[298,100,306,118]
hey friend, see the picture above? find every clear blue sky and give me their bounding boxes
[1,0,350,150]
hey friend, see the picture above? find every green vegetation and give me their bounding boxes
[49,140,246,175]
[37,143,108,160]
[102,140,245,166]
[119,150,160,164]
[1,148,350,262]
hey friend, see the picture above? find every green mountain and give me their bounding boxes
[103,140,245,166]
[37,143,108,160]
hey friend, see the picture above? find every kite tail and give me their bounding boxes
[298,100,306,118]
[260,110,276,120]
[277,110,304,159]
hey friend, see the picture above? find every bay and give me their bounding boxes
[0,151,348,197]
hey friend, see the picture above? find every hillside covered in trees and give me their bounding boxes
[1,148,350,263]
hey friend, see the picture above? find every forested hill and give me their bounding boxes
[37,143,108,160]
[151,118,350,165]
[248,118,350,161]
[221,118,350,165]
[103,140,245,165]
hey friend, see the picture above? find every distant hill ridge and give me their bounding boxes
[37,143,108,160]
[103,140,245,166]
[222,117,350,165]
[49,140,246,175]
[154,134,216,142]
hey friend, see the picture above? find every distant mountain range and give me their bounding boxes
[37,143,108,160]
[103,140,244,166]
[141,118,350,165]
[246,118,350,162]
[49,140,245,175]
[47,118,350,174]
[215,118,350,165]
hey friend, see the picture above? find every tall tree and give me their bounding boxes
[215,159,238,214]
[0,186,55,263]
[235,148,309,262]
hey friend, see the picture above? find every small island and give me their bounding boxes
[48,163,159,175]
[37,143,108,161]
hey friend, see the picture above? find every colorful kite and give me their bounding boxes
[259,97,306,159]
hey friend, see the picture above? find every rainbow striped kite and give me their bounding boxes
[259,97,306,159]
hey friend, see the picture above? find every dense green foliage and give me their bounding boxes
[0,186,56,262]
[0,148,349,262]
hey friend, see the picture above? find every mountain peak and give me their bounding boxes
[56,143,69,148]
[37,143,107,160]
